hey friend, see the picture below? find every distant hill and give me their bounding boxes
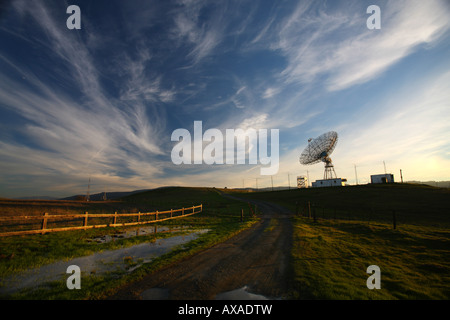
[10,180,448,201]
[59,189,152,201]
[234,181,450,191]
[232,186,294,192]
[58,186,185,201]
[406,181,450,188]
[14,196,59,200]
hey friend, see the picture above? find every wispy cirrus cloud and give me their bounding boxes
[285,68,450,185]
[1,0,449,198]
[170,0,225,64]
[118,50,177,103]
[269,0,450,91]
[0,0,173,196]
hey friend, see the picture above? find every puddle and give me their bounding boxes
[88,225,191,243]
[0,229,209,296]
[215,286,269,300]
[140,285,271,300]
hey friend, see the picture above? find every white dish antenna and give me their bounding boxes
[299,131,338,180]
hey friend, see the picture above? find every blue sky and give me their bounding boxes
[1,0,449,198]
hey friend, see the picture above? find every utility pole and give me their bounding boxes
[102,185,107,201]
[255,178,261,190]
[354,164,358,185]
[400,169,403,183]
[86,177,91,202]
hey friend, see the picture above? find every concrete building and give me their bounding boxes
[371,174,394,184]
[297,176,308,188]
[312,178,346,188]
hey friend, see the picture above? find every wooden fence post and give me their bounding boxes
[41,212,48,234]
[241,209,244,222]
[1,204,202,237]
[84,212,89,229]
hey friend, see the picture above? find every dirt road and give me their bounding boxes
[108,198,294,300]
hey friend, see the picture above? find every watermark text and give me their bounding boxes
[171,121,279,175]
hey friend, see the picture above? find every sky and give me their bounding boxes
[0,0,449,198]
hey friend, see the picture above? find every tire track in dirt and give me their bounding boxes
[108,196,294,300]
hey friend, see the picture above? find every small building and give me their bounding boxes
[297,176,308,188]
[371,174,394,184]
[312,178,346,188]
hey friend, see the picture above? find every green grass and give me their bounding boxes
[2,184,449,300]
[231,183,450,299]
[232,183,450,227]
[290,218,450,299]
[0,187,259,299]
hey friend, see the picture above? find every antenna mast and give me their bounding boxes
[300,131,339,180]
[307,170,310,187]
[86,177,91,202]
[323,158,337,180]
[299,131,347,187]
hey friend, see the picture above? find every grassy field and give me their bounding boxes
[0,187,258,299]
[232,183,450,227]
[1,183,449,300]
[233,183,450,299]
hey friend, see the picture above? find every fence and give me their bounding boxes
[295,201,401,229]
[0,204,202,237]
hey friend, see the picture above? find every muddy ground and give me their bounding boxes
[108,198,294,300]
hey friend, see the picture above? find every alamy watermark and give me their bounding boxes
[66,4,379,31]
[367,5,381,30]
[66,5,81,30]
[171,121,279,175]
[66,265,81,290]
[366,265,381,289]
[65,263,381,291]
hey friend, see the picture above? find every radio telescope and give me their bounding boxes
[299,131,338,180]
